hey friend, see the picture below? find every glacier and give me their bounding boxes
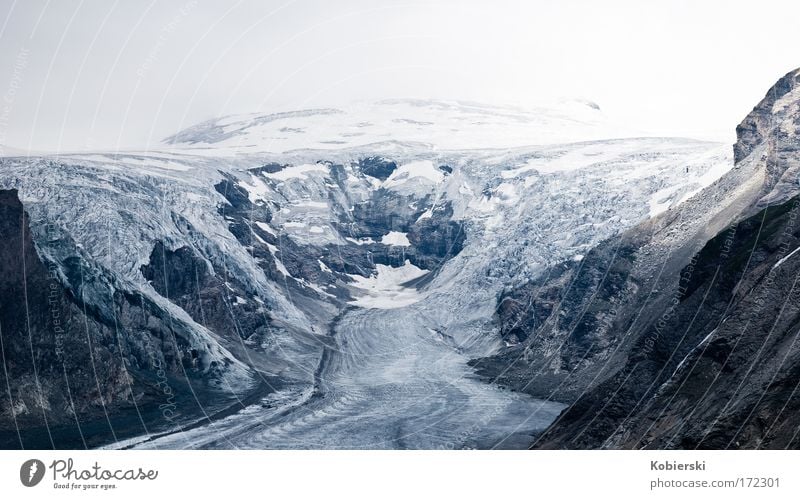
[0,99,733,449]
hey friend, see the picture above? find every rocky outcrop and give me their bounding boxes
[470,231,644,402]
[734,69,800,163]
[140,241,272,349]
[356,156,397,181]
[524,67,800,449]
[217,160,467,303]
[537,195,800,449]
[469,145,762,405]
[0,189,207,448]
[607,197,800,449]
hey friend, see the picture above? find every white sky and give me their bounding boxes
[0,0,798,152]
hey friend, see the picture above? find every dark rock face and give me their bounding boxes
[469,230,646,403]
[344,191,466,271]
[0,189,255,449]
[538,197,800,449]
[734,69,800,163]
[249,163,287,175]
[614,197,800,449]
[212,174,345,304]
[0,191,158,447]
[515,67,800,449]
[214,160,467,306]
[407,207,466,269]
[140,241,271,348]
[356,156,397,181]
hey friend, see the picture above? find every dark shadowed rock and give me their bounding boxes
[526,67,800,449]
[0,188,267,449]
[356,156,397,181]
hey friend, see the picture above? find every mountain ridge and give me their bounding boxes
[526,66,800,449]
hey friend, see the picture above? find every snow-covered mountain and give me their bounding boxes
[0,98,733,449]
[163,98,629,154]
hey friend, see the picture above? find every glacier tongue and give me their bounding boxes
[122,305,566,450]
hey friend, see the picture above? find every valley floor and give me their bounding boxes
[114,305,564,450]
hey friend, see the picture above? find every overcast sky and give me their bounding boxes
[1,0,799,152]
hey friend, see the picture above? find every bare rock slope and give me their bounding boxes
[525,68,800,449]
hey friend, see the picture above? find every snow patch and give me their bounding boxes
[292,200,328,209]
[299,279,336,299]
[381,231,411,247]
[118,156,193,171]
[417,209,433,221]
[347,260,428,309]
[263,163,328,181]
[493,182,518,204]
[773,246,800,270]
[241,175,269,202]
[383,160,444,188]
[648,184,683,217]
[264,242,291,277]
[346,236,376,245]
[254,221,277,236]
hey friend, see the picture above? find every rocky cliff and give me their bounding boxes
[0,189,227,448]
[523,67,800,449]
